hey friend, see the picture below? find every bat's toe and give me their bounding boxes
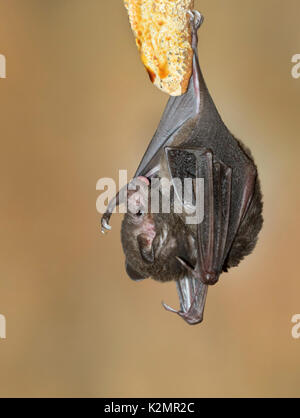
[188,10,204,31]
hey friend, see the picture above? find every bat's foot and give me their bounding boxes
[188,10,204,74]
[188,10,204,33]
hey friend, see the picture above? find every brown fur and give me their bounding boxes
[121,133,263,283]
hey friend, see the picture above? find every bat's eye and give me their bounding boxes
[136,210,144,217]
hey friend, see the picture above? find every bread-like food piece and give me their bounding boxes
[124,0,194,96]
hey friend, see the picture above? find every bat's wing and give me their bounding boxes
[135,68,200,177]
[163,145,256,324]
[166,146,256,286]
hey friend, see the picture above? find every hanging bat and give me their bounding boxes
[101,11,263,325]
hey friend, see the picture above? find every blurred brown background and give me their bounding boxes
[0,0,299,397]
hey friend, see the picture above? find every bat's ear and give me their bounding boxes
[125,261,148,282]
[137,234,154,264]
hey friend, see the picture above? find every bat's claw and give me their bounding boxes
[162,301,203,325]
[176,256,194,274]
[188,10,204,53]
[188,10,204,31]
[162,301,179,314]
[101,216,112,234]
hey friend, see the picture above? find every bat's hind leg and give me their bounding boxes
[188,10,204,112]
[189,10,204,34]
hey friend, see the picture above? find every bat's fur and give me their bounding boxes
[224,139,263,269]
[122,211,196,282]
[121,126,263,282]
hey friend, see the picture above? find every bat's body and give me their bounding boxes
[102,11,263,325]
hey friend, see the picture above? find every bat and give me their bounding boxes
[101,11,263,325]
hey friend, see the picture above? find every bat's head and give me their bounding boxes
[121,177,156,281]
[121,176,192,283]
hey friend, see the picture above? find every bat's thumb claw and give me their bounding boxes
[176,256,194,274]
[101,217,112,234]
[162,301,179,314]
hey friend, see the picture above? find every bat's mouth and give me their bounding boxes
[163,277,208,325]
